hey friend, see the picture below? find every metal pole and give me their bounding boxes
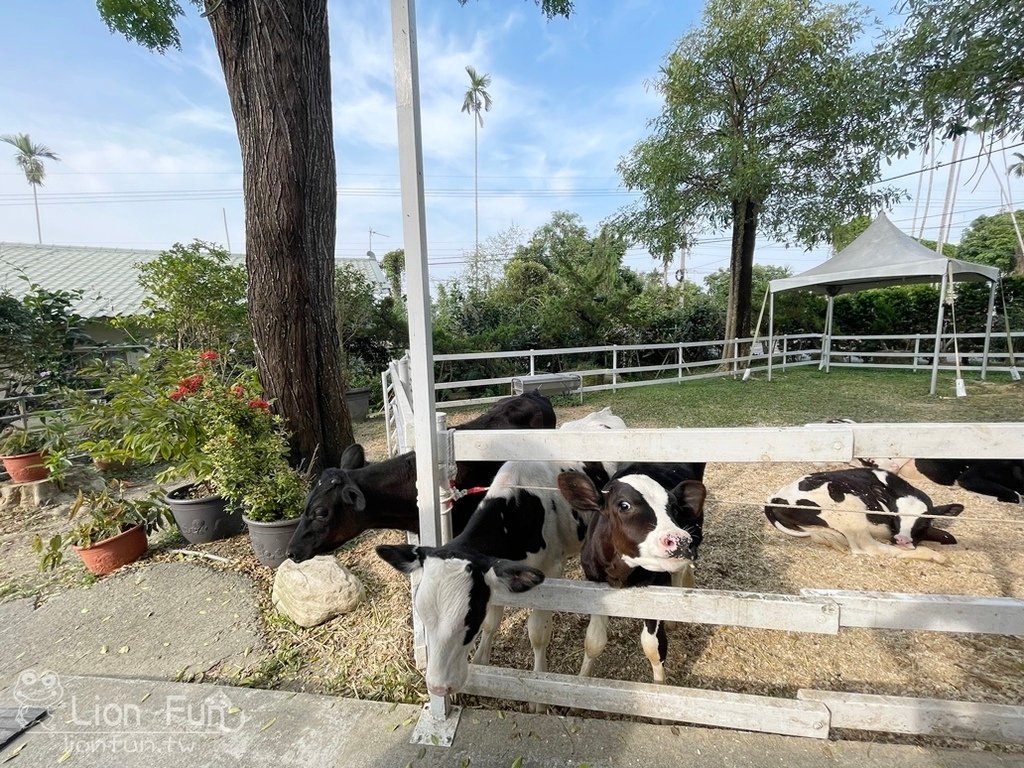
[390,0,449,722]
[930,269,949,395]
[981,280,996,380]
[767,292,775,381]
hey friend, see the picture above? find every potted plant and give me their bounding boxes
[81,348,254,544]
[205,408,311,568]
[32,483,173,576]
[0,425,50,483]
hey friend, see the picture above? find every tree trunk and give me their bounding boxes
[207,0,352,471]
[722,198,758,361]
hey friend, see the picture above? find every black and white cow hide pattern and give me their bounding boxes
[765,468,963,564]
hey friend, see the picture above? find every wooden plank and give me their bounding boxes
[494,579,840,635]
[801,589,1024,636]
[849,422,1024,460]
[451,422,1024,464]
[451,425,854,463]
[464,666,831,739]
[797,690,1024,744]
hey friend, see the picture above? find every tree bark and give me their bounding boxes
[207,0,352,471]
[723,198,758,361]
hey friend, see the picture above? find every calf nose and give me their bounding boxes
[659,532,692,558]
[893,534,915,549]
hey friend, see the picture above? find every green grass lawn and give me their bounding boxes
[544,367,1024,428]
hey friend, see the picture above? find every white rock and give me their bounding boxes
[272,556,365,627]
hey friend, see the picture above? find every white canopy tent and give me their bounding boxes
[765,212,1001,395]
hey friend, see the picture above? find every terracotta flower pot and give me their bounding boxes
[73,524,148,576]
[243,515,301,568]
[164,483,245,545]
[1,451,49,483]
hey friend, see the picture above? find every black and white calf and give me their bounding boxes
[765,468,963,563]
[862,457,1024,505]
[557,462,707,683]
[376,410,625,698]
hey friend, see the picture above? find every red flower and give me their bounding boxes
[199,350,219,361]
[230,385,246,399]
[179,374,204,393]
[168,387,188,402]
[248,398,270,410]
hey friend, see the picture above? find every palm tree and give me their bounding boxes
[1,133,60,244]
[461,66,493,275]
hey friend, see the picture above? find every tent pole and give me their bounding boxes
[981,280,996,380]
[819,297,831,370]
[768,292,775,381]
[930,269,949,395]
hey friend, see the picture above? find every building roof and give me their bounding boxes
[769,212,1000,296]
[0,242,389,318]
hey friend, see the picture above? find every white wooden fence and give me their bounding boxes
[430,330,1024,407]
[381,363,1024,744]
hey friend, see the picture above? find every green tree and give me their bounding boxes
[616,0,904,360]
[134,240,248,351]
[98,0,351,467]
[1,133,60,244]
[892,0,1024,143]
[380,248,406,306]
[957,211,1024,275]
[96,0,574,469]
[461,65,493,274]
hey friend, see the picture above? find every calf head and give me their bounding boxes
[890,500,963,548]
[286,444,368,562]
[375,543,544,697]
[558,470,706,575]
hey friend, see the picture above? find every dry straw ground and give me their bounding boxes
[2,369,1022,749]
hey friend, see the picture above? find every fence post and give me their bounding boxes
[913,337,921,372]
[529,350,535,376]
[782,336,788,371]
[435,412,453,545]
[612,345,618,389]
[678,344,683,382]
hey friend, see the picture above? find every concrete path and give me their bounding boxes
[0,562,265,691]
[0,562,1018,767]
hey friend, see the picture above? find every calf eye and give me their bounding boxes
[616,500,631,512]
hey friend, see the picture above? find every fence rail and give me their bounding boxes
[380,360,1024,744]
[429,331,1024,407]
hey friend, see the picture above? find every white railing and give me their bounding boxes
[429,331,1024,407]
[385,359,1024,743]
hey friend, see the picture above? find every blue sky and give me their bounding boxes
[1,0,1021,289]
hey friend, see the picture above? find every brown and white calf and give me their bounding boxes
[557,462,707,683]
[375,410,625,698]
[765,468,963,563]
[286,390,556,561]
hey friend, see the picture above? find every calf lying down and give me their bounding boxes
[765,468,963,564]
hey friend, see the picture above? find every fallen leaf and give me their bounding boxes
[2,743,26,763]
[417,747,426,758]
[57,750,72,763]
[140,692,151,703]
[511,757,523,768]
[227,707,241,715]
[118,646,130,654]
[259,718,276,732]
[99,645,108,655]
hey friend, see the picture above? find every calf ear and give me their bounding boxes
[919,528,958,545]
[375,544,428,575]
[340,484,366,512]
[672,479,706,514]
[487,561,545,593]
[557,471,602,515]
[339,443,366,469]
[932,503,964,517]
